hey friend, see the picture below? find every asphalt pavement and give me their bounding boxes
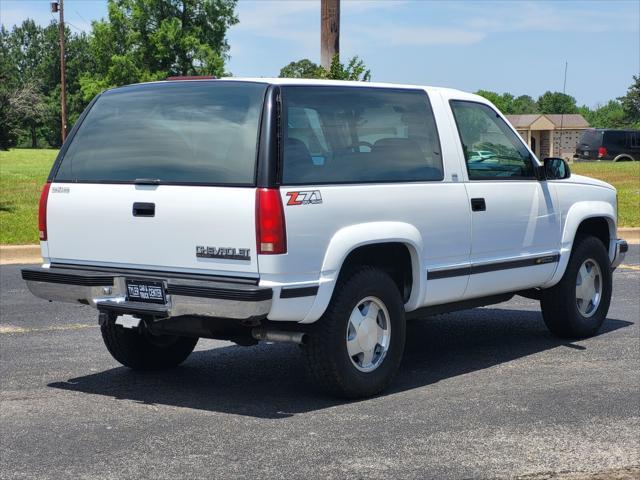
[1,247,639,479]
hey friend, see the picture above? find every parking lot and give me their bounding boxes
[1,246,638,479]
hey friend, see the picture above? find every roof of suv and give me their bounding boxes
[111,77,478,102]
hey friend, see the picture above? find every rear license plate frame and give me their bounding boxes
[125,279,166,304]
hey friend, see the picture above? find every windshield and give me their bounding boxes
[55,81,267,185]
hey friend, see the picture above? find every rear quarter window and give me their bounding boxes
[280,86,443,184]
[604,131,626,149]
[55,81,267,185]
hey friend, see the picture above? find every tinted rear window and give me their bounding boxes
[55,82,267,184]
[281,86,443,184]
[578,129,603,147]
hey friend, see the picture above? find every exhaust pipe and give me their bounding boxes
[251,328,308,345]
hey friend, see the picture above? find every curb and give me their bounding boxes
[618,228,640,244]
[0,245,42,265]
[1,228,639,266]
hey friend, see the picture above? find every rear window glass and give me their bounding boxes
[55,82,267,184]
[579,129,602,147]
[281,86,443,184]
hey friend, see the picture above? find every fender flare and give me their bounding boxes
[543,201,616,287]
[301,222,424,323]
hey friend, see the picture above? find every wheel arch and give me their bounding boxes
[301,222,425,323]
[544,201,616,288]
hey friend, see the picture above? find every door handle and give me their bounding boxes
[132,202,155,217]
[471,198,486,212]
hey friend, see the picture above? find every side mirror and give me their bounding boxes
[543,157,571,180]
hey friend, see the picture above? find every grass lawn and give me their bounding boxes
[0,148,638,245]
[0,149,57,244]
[571,161,640,228]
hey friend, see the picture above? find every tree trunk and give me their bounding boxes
[30,122,37,148]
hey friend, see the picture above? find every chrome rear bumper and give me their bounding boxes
[22,264,272,320]
[611,238,628,270]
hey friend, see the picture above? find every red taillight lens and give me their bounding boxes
[598,147,607,158]
[256,188,286,255]
[38,182,51,241]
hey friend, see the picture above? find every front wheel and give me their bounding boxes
[541,235,612,339]
[302,266,406,398]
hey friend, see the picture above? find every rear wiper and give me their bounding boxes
[134,178,161,185]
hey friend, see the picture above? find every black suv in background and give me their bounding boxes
[575,129,640,161]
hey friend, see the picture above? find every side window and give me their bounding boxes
[450,100,534,180]
[287,107,330,165]
[281,87,443,184]
[606,131,626,149]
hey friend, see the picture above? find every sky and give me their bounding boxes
[1,0,638,108]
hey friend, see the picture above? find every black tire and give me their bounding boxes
[541,235,612,339]
[101,319,198,371]
[302,266,406,399]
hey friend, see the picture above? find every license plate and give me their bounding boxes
[125,279,166,304]
[584,151,589,157]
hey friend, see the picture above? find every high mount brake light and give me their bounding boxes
[166,76,217,81]
[256,188,287,255]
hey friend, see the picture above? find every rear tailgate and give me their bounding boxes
[46,184,258,275]
[44,80,267,277]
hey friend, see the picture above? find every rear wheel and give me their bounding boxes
[101,318,198,370]
[541,235,612,339]
[302,266,406,398]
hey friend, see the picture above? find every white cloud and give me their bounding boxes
[353,24,485,47]
[1,6,57,28]
[463,1,638,34]
[1,3,93,32]
[231,0,319,49]
[233,0,485,49]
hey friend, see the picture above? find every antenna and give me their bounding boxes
[559,61,568,158]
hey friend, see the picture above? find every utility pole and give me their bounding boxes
[51,0,67,142]
[321,0,340,70]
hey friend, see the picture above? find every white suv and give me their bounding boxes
[23,78,627,398]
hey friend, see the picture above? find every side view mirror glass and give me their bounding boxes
[543,157,571,180]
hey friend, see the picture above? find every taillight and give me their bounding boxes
[598,146,607,158]
[38,182,51,241]
[256,188,287,254]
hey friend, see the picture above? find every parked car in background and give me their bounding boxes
[468,150,496,162]
[575,128,640,161]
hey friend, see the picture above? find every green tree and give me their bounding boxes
[618,75,640,128]
[279,59,326,79]
[579,101,626,129]
[0,26,18,149]
[327,55,371,81]
[537,91,578,114]
[512,95,538,114]
[279,55,371,81]
[3,20,93,147]
[81,0,238,100]
[474,90,515,113]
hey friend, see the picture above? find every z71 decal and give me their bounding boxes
[286,190,323,206]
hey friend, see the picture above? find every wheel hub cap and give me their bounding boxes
[346,296,391,372]
[576,258,602,318]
